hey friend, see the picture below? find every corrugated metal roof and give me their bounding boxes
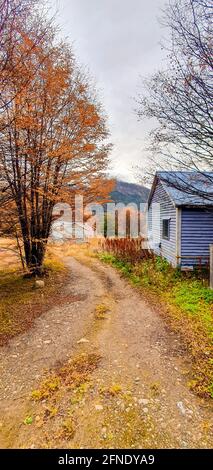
[156,171,213,206]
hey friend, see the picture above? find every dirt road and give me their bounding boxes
[0,252,212,448]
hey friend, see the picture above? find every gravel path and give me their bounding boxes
[0,253,212,448]
[0,258,103,401]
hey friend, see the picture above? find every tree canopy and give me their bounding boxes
[0,0,112,274]
[137,0,213,196]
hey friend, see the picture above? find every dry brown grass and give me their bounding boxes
[0,243,70,345]
[0,238,21,270]
[47,238,101,261]
[101,237,153,263]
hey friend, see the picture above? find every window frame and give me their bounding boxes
[162,218,171,241]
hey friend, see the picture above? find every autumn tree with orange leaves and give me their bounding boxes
[0,0,51,112]
[0,2,112,275]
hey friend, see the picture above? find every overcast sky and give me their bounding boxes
[50,0,167,182]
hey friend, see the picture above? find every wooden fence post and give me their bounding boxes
[210,245,213,289]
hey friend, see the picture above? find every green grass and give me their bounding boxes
[170,281,213,337]
[99,252,213,398]
[99,253,213,340]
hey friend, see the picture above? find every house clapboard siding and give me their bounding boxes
[148,181,177,266]
[148,171,213,269]
[181,208,213,266]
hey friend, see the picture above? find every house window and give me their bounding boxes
[162,218,170,240]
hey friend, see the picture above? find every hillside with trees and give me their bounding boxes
[110,180,150,207]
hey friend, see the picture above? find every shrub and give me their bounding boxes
[100,238,153,264]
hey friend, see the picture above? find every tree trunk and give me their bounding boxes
[23,238,46,276]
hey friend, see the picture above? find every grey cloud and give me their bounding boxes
[51,0,167,182]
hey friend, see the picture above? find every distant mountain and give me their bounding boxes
[110,180,150,208]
